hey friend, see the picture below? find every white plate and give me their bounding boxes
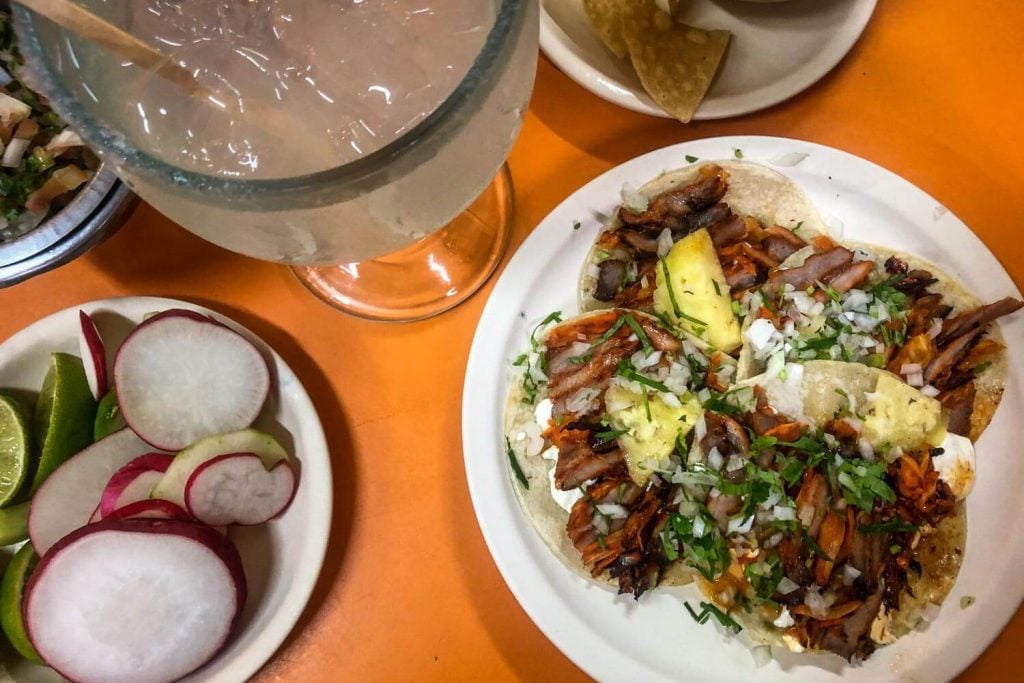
[541,0,877,119]
[0,297,332,683]
[463,136,1024,682]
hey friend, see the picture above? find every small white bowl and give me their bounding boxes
[540,0,877,120]
[0,297,332,683]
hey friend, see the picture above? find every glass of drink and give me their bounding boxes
[14,0,539,321]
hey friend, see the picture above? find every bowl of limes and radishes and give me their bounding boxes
[0,298,331,683]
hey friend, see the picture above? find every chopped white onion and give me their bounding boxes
[927,318,944,339]
[631,349,662,369]
[900,363,923,375]
[906,371,925,388]
[803,587,828,618]
[523,423,547,457]
[656,227,674,258]
[777,577,800,595]
[726,455,746,472]
[745,318,778,353]
[765,532,784,549]
[693,414,707,444]
[678,500,699,518]
[707,447,724,471]
[727,515,754,535]
[921,384,941,398]
[842,564,862,586]
[620,183,649,213]
[773,607,796,629]
[692,515,707,538]
[858,437,875,461]
[773,505,796,521]
[660,391,682,409]
[1,137,29,168]
[596,504,629,519]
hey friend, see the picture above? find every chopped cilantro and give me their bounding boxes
[572,220,581,231]
[622,313,654,356]
[803,530,832,561]
[660,257,683,319]
[712,279,722,297]
[733,148,744,159]
[595,428,629,444]
[685,155,699,163]
[685,601,743,633]
[832,458,896,511]
[859,518,919,534]
[505,437,529,489]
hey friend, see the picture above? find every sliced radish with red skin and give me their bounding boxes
[114,310,271,451]
[78,310,108,400]
[105,499,192,522]
[25,519,246,683]
[98,453,173,518]
[152,429,288,509]
[29,429,162,555]
[185,453,297,526]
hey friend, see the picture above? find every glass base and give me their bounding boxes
[292,164,514,322]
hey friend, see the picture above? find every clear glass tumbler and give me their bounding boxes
[15,1,539,321]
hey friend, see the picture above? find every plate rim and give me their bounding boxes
[539,0,879,120]
[0,295,333,683]
[463,135,1024,682]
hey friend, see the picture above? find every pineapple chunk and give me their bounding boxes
[653,229,741,352]
[862,372,946,450]
[605,384,701,487]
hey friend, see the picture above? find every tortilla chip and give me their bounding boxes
[623,10,730,123]
[582,0,631,58]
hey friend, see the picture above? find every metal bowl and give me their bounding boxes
[0,166,137,287]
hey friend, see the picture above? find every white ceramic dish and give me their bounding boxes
[0,296,332,683]
[540,0,877,119]
[463,136,1024,682]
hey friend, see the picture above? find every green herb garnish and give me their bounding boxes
[505,437,529,489]
[685,601,743,633]
[859,519,919,534]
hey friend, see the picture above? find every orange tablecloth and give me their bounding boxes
[1,1,1021,680]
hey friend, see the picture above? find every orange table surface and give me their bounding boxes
[2,1,1022,681]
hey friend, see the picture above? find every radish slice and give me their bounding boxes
[105,499,192,522]
[78,310,107,400]
[114,310,271,451]
[29,430,161,555]
[186,453,297,526]
[98,454,173,518]
[152,429,288,509]
[25,519,246,683]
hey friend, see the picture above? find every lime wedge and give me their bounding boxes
[94,388,127,441]
[0,394,32,507]
[0,502,28,546]
[31,353,96,493]
[0,543,42,663]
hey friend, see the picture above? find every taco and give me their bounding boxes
[666,360,974,661]
[735,238,1023,440]
[504,308,735,597]
[578,161,828,354]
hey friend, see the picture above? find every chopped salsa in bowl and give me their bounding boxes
[0,10,96,244]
